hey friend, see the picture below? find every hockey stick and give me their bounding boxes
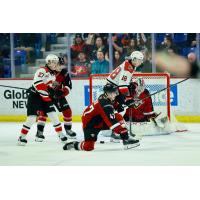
[0,84,28,90]
[146,77,189,100]
[128,77,190,105]
[129,104,134,136]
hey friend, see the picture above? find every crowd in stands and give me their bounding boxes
[0,33,199,78]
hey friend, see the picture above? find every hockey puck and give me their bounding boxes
[100,141,105,144]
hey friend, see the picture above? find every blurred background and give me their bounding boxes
[0,33,199,78]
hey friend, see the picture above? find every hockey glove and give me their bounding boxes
[48,88,55,97]
[125,98,142,108]
[55,89,64,97]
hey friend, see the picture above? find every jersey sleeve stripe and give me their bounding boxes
[110,122,121,130]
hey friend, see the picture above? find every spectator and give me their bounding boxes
[159,34,178,54]
[187,33,196,47]
[136,33,148,52]
[62,54,68,67]
[127,38,138,56]
[187,52,197,64]
[91,51,109,74]
[112,34,131,59]
[0,34,11,78]
[14,33,40,64]
[113,50,123,69]
[85,33,96,45]
[71,52,91,77]
[71,33,88,60]
[88,36,108,61]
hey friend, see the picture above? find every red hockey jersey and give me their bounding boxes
[82,94,122,130]
[52,68,72,97]
[124,89,155,122]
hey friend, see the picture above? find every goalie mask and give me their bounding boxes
[133,77,145,95]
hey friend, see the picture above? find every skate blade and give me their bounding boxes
[110,138,121,143]
[35,137,44,142]
[17,141,26,146]
[66,135,76,139]
[60,139,68,144]
[124,143,140,150]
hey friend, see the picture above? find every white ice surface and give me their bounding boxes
[0,122,200,166]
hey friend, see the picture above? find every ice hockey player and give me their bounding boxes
[106,77,166,142]
[35,56,76,142]
[107,51,144,109]
[106,51,144,141]
[124,77,187,136]
[18,54,68,145]
[63,83,140,151]
[124,77,165,127]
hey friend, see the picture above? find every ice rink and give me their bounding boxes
[0,122,200,166]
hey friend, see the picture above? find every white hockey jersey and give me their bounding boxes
[107,60,135,96]
[32,66,56,102]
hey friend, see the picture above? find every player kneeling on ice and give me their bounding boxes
[18,54,68,146]
[35,56,76,142]
[63,83,140,151]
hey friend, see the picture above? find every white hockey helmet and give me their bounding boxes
[130,51,144,62]
[45,54,59,65]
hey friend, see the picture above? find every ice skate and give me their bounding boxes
[65,129,76,139]
[63,141,75,150]
[35,131,45,142]
[59,133,68,143]
[18,136,27,146]
[110,132,121,143]
[123,136,140,150]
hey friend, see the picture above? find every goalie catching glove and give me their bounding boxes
[125,97,143,108]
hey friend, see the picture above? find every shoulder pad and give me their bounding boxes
[124,61,134,73]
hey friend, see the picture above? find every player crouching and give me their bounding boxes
[63,83,140,151]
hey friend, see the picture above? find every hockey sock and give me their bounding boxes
[37,115,47,134]
[62,108,72,130]
[21,115,36,136]
[47,112,63,135]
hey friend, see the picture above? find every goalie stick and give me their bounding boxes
[146,77,189,99]
[133,77,190,103]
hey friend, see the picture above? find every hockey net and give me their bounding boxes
[89,73,171,120]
